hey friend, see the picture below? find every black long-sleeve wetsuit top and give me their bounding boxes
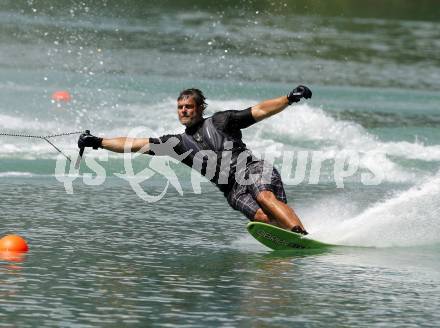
[148,108,258,193]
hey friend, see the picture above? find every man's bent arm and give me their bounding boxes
[251,96,289,122]
[101,137,150,153]
[250,85,312,122]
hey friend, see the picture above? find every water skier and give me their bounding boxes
[78,86,312,234]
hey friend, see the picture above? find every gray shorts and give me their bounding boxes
[226,161,287,220]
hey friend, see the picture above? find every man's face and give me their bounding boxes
[177,96,203,127]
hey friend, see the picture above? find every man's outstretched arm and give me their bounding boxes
[101,137,150,153]
[251,96,289,122]
[251,85,312,122]
[78,132,150,153]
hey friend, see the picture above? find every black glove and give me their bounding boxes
[78,130,102,150]
[287,85,312,105]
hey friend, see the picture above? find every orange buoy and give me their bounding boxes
[51,90,71,102]
[0,235,29,252]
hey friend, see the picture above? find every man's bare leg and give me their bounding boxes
[253,208,280,227]
[255,190,306,231]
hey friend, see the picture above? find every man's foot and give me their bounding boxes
[291,225,308,235]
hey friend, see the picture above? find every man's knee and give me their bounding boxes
[253,208,270,223]
[256,190,277,206]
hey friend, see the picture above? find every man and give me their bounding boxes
[78,86,312,234]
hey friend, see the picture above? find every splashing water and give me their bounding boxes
[308,171,440,247]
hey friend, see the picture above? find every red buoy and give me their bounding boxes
[0,235,29,252]
[51,90,71,102]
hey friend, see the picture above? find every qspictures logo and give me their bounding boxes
[55,128,385,202]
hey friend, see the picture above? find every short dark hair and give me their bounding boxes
[177,88,207,111]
